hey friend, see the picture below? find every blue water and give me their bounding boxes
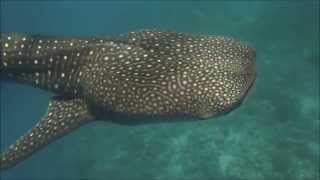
[1,1,319,179]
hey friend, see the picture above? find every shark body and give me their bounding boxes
[0,29,256,170]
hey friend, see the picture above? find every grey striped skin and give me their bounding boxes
[0,29,256,170]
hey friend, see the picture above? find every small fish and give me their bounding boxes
[0,29,256,170]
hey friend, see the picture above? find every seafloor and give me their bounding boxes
[1,1,319,180]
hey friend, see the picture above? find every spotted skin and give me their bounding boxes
[0,29,256,170]
[0,97,93,170]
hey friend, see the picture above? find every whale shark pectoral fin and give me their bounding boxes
[0,96,94,171]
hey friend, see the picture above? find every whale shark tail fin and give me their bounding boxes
[0,96,94,171]
[1,33,32,70]
[1,33,51,83]
[1,33,87,95]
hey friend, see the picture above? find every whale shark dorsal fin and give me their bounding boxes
[0,96,94,170]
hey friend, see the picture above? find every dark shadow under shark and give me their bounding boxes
[0,29,256,171]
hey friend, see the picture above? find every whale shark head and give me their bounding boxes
[79,30,257,119]
[197,37,256,118]
[172,35,257,118]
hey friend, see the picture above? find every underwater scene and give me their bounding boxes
[0,1,319,180]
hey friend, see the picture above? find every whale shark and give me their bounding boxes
[0,29,256,170]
